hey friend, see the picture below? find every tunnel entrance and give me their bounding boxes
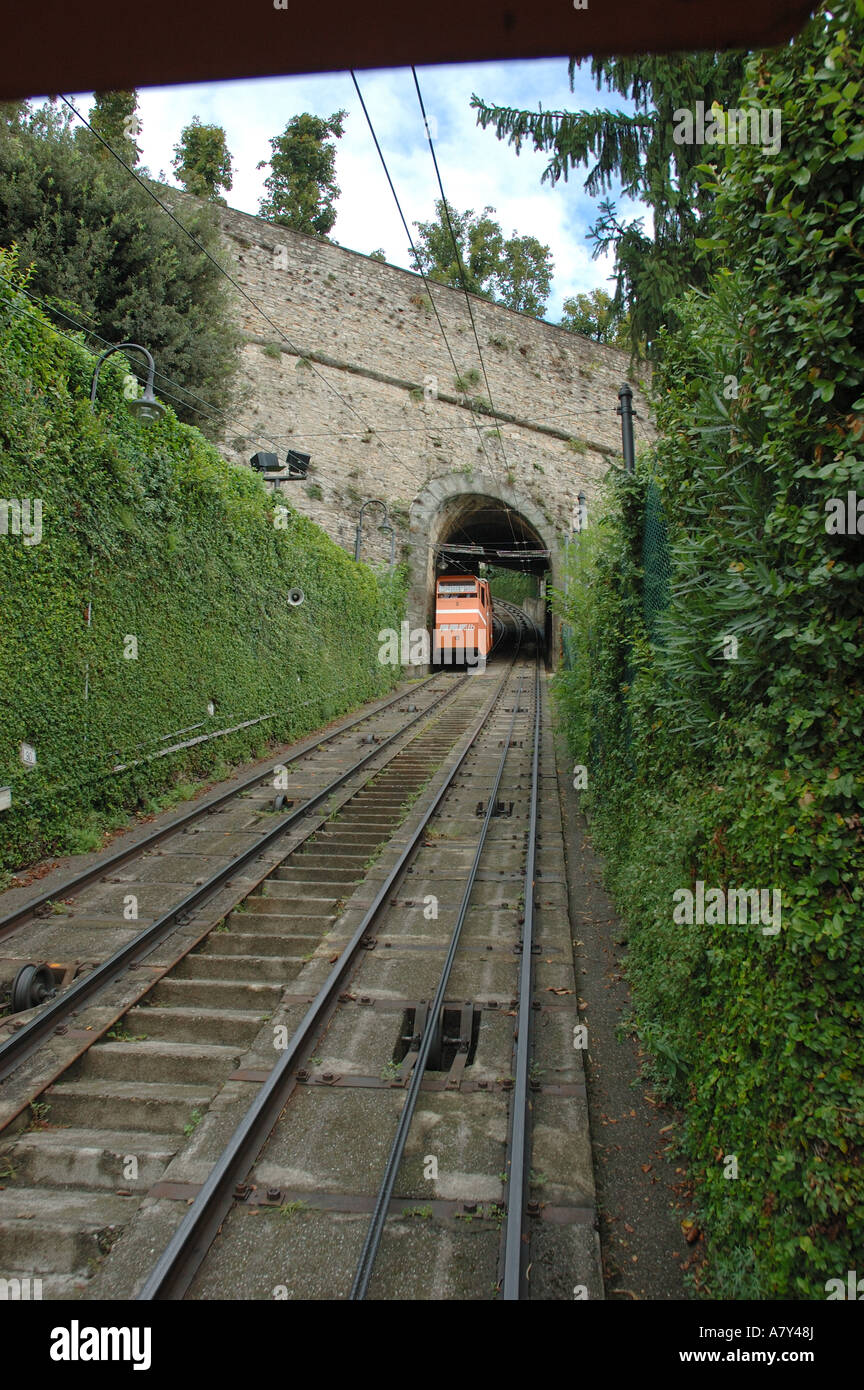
[408,474,557,663]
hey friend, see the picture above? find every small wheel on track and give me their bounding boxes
[11,963,55,1013]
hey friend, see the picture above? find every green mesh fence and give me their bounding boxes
[642,479,673,644]
[559,480,672,783]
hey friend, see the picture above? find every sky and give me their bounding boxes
[67,60,642,324]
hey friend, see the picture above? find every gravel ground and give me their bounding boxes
[554,722,696,1301]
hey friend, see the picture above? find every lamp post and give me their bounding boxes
[354,498,389,562]
[90,343,165,423]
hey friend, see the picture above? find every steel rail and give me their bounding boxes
[0,675,445,942]
[137,642,526,1300]
[0,674,472,1083]
[350,661,537,1300]
[501,662,542,1298]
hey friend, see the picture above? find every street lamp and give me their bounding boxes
[354,498,389,562]
[90,343,165,423]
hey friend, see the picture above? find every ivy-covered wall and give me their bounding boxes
[555,2,864,1299]
[0,252,405,872]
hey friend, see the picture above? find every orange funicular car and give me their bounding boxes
[433,574,492,667]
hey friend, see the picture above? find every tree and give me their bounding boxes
[257,111,346,237]
[0,104,240,436]
[411,201,499,296]
[172,117,233,202]
[494,232,553,315]
[368,248,387,262]
[472,53,747,355]
[411,201,501,296]
[411,199,553,317]
[0,101,28,132]
[560,288,631,349]
[88,90,142,164]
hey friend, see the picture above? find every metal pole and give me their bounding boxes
[617,383,635,474]
[379,524,395,570]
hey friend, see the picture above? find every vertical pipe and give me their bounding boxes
[617,383,635,474]
[83,550,95,753]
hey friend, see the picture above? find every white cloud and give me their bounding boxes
[63,58,639,323]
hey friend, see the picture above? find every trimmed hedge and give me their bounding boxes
[0,251,405,870]
[554,2,864,1298]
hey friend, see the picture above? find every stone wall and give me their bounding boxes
[215,204,654,628]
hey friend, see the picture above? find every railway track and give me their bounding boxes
[0,606,600,1299]
[0,666,488,1110]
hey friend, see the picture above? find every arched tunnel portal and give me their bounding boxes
[408,473,561,662]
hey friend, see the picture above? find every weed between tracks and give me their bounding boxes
[276,1200,308,1220]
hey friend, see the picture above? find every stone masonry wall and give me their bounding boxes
[215,204,654,588]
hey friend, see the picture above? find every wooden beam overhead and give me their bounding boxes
[2,1,815,101]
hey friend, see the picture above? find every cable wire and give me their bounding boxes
[350,71,512,505]
[411,67,520,545]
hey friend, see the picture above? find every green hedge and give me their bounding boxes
[554,2,864,1298]
[487,567,537,605]
[0,250,405,871]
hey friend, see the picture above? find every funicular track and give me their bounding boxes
[0,667,482,1087]
[100,606,598,1303]
[0,610,569,1298]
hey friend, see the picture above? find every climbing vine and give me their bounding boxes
[0,251,405,870]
